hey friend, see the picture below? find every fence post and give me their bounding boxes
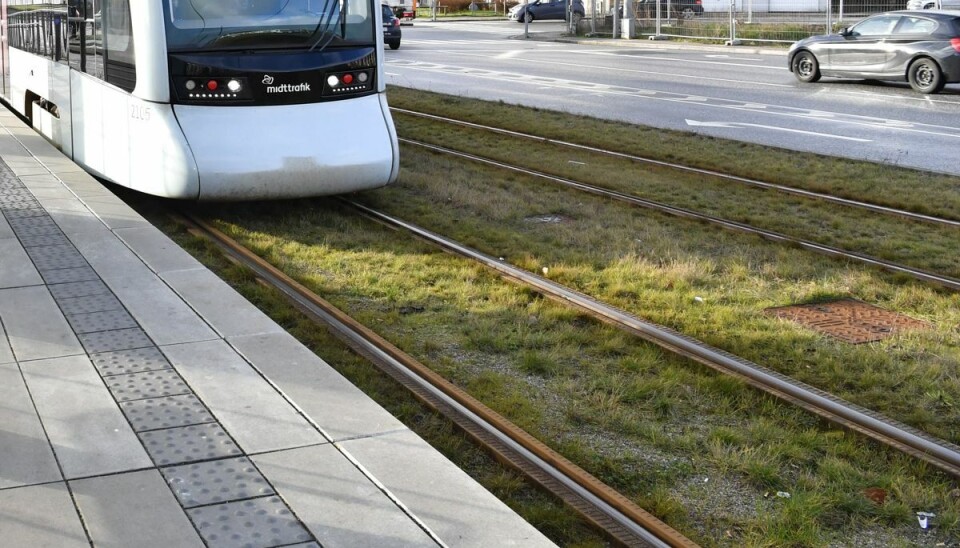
[726,0,741,45]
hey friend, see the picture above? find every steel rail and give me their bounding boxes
[346,200,960,479]
[400,137,960,292]
[392,107,960,229]
[180,213,696,548]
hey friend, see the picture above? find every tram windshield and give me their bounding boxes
[164,0,375,52]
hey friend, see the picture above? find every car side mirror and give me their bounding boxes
[838,27,851,36]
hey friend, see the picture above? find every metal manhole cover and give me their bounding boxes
[765,299,928,344]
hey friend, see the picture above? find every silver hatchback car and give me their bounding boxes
[787,10,960,93]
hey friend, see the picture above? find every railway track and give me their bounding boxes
[397,137,960,292]
[343,200,960,480]
[392,107,960,229]
[178,212,698,548]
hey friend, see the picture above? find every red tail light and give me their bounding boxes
[952,37,960,53]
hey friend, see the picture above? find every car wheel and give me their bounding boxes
[524,11,534,23]
[908,57,944,94]
[681,7,696,18]
[792,51,821,83]
[389,40,400,50]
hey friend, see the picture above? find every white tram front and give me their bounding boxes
[0,0,399,200]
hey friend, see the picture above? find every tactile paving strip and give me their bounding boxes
[91,346,173,376]
[106,369,192,402]
[139,423,243,466]
[78,327,154,354]
[39,266,100,285]
[161,457,275,508]
[47,279,111,300]
[0,162,319,545]
[25,244,89,271]
[57,293,124,316]
[122,394,216,432]
[66,309,138,334]
[186,496,313,548]
[766,298,929,344]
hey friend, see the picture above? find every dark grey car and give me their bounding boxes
[787,10,960,93]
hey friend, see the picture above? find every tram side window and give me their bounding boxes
[103,0,136,92]
[6,2,72,66]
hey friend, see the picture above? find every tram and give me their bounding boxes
[0,0,399,200]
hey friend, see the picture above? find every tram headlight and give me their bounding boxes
[227,80,242,93]
[185,80,197,91]
[326,75,340,88]
[358,72,369,83]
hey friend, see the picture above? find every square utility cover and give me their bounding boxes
[766,299,927,344]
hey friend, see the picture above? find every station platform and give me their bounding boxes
[0,106,555,547]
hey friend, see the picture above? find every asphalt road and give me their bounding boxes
[384,19,960,175]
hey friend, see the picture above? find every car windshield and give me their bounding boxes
[164,0,375,52]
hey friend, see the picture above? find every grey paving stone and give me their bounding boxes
[161,456,275,508]
[7,214,58,232]
[342,430,556,548]
[116,225,204,274]
[230,332,406,442]
[21,354,152,478]
[105,368,191,402]
[25,243,88,271]
[18,231,71,247]
[92,346,173,376]
[79,326,154,354]
[101,274,217,346]
[2,207,47,219]
[0,362,62,488]
[163,340,324,454]
[254,445,435,547]
[186,496,313,548]
[57,292,123,316]
[88,199,150,231]
[47,279,110,300]
[162,268,284,339]
[0,285,83,361]
[139,423,243,466]
[0,213,13,240]
[39,265,100,285]
[0,238,43,288]
[66,308,138,334]
[0,483,88,547]
[70,470,205,548]
[121,393,216,432]
[0,320,13,364]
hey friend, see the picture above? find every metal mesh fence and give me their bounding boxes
[580,0,908,43]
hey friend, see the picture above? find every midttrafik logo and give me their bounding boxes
[262,74,311,93]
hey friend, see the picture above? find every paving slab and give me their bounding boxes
[97,273,217,346]
[162,268,285,338]
[230,332,408,441]
[0,320,13,364]
[0,482,88,547]
[0,362,62,489]
[0,211,13,239]
[0,238,43,288]
[253,444,435,547]
[0,285,84,361]
[115,225,204,274]
[20,354,152,478]
[70,469,205,548]
[162,340,325,453]
[341,430,556,548]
